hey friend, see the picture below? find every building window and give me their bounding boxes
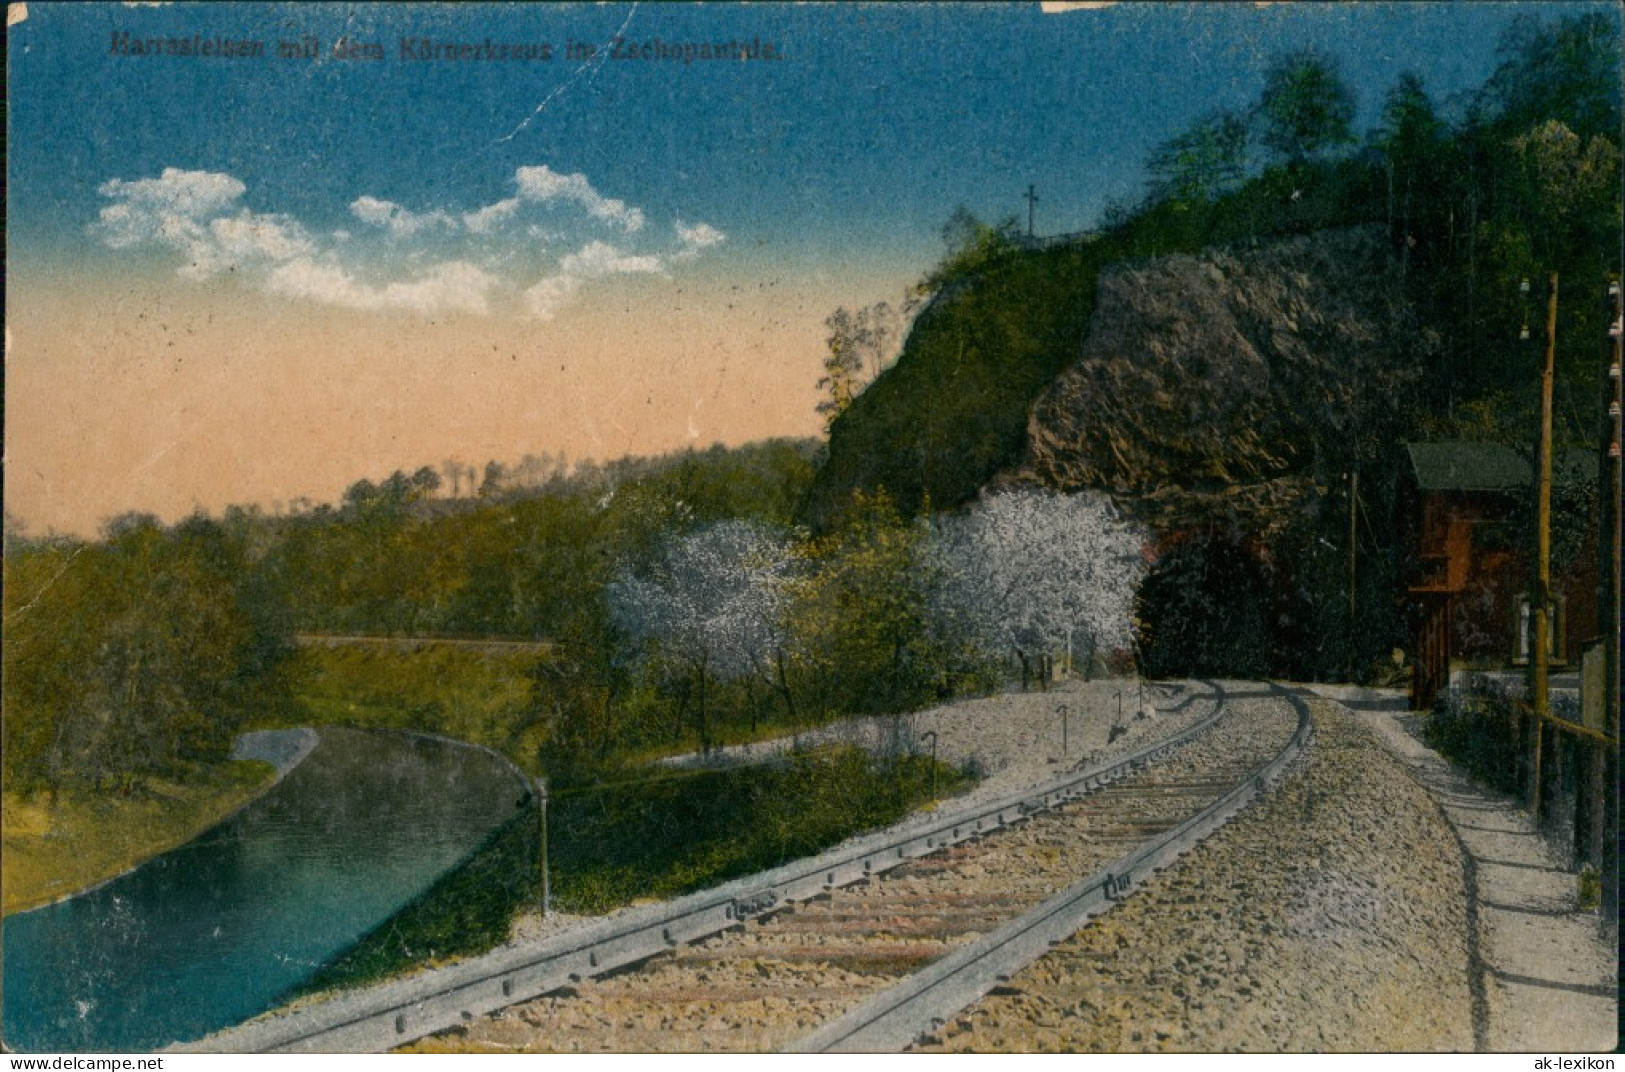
[1514,594,1566,665]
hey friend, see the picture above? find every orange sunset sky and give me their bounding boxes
[7,256,905,537]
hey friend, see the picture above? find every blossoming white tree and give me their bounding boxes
[608,519,794,753]
[929,488,1147,687]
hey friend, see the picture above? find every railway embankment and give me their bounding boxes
[500,676,1192,950]
[405,684,1295,1053]
[916,699,1477,1052]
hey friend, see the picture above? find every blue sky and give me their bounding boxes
[6,1,1620,534]
[11,2,1591,275]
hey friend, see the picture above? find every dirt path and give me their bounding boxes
[1356,703,1617,1052]
[659,678,1175,777]
[293,634,555,655]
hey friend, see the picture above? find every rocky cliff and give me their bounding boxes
[1015,226,1434,535]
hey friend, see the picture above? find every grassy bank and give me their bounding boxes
[1,760,276,916]
[273,644,545,769]
[304,745,973,992]
[551,746,972,913]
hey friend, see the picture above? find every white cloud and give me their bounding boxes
[676,221,726,250]
[95,164,724,320]
[523,241,667,321]
[514,165,645,233]
[521,273,583,322]
[379,261,498,314]
[349,195,398,227]
[102,204,211,270]
[95,168,250,273]
[562,240,666,278]
[97,168,245,229]
[455,167,649,238]
[269,257,497,315]
[673,220,727,261]
[350,195,455,238]
[264,257,356,305]
[95,170,318,279]
[463,196,522,235]
[208,213,315,263]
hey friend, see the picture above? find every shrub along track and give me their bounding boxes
[400,684,1306,1054]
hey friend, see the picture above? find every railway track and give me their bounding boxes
[790,687,1311,1053]
[191,680,1308,1054]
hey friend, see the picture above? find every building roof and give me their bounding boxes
[1404,441,1596,493]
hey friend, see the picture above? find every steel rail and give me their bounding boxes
[184,680,1228,1054]
[786,684,1314,1053]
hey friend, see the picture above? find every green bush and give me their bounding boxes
[1423,678,1524,795]
[550,746,972,914]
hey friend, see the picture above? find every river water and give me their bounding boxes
[1,727,528,1053]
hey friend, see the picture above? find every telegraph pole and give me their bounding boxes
[1529,273,1557,821]
[1024,184,1038,239]
[1347,469,1358,681]
[1602,275,1622,917]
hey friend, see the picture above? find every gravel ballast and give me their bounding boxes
[913,699,1476,1052]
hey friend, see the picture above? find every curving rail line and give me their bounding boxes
[787,684,1313,1052]
[188,680,1251,1054]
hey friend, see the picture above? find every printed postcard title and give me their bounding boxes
[107,32,785,65]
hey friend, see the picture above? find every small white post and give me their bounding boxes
[535,777,550,918]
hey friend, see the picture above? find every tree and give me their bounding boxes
[1373,73,1449,273]
[816,307,865,431]
[442,458,473,498]
[479,460,507,498]
[1255,49,1357,165]
[921,207,1022,292]
[1376,74,1445,164]
[608,520,794,754]
[1507,119,1620,266]
[1398,14,1621,431]
[790,492,937,726]
[2,516,291,794]
[1146,109,1249,205]
[1478,13,1622,142]
[342,467,441,520]
[816,302,907,430]
[928,488,1148,689]
[409,466,442,499]
[342,477,379,513]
